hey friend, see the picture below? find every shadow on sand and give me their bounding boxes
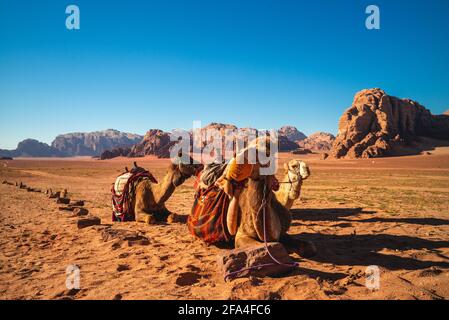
[289,207,449,271]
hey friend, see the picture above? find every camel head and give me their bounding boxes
[170,155,203,187]
[284,159,310,182]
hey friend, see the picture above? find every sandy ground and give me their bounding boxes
[1,150,449,300]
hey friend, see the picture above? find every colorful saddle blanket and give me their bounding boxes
[111,170,157,222]
[187,185,231,244]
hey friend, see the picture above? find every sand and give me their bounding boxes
[1,150,448,300]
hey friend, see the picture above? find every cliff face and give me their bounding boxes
[331,89,449,158]
[0,139,67,157]
[51,129,142,156]
[127,129,175,158]
[277,126,307,142]
[298,132,335,151]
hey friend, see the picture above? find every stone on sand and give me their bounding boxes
[218,242,295,280]
[77,216,101,229]
[56,197,70,204]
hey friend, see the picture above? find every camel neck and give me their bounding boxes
[154,169,177,205]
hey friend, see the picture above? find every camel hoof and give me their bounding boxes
[167,213,177,223]
[143,215,156,225]
[297,240,317,258]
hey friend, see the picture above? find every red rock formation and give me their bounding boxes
[127,129,175,158]
[277,126,306,142]
[331,89,449,158]
[298,132,335,151]
[100,147,131,160]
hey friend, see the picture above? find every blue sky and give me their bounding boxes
[1,0,448,149]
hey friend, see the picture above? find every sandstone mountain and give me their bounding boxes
[298,132,335,151]
[0,139,67,158]
[127,129,174,158]
[277,125,307,142]
[331,88,449,158]
[51,129,143,157]
[444,110,449,115]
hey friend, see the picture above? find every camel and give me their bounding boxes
[133,157,203,224]
[274,159,310,210]
[223,139,316,257]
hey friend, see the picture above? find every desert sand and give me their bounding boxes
[1,150,449,300]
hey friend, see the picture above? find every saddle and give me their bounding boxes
[111,162,157,222]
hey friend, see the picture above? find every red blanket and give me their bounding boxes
[188,185,231,244]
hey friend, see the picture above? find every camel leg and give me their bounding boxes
[134,200,157,225]
[279,234,317,258]
[234,230,262,249]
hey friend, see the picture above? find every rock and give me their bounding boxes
[298,132,335,151]
[0,139,67,158]
[331,88,449,158]
[48,191,60,199]
[72,207,89,216]
[218,242,295,280]
[56,198,70,204]
[320,153,329,160]
[101,228,150,246]
[290,148,312,155]
[127,129,175,158]
[100,147,131,160]
[77,216,101,229]
[277,126,307,142]
[2,180,7,184]
[51,129,142,157]
[278,136,299,152]
[71,200,85,206]
[58,206,75,212]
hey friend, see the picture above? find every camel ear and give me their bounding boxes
[284,162,289,171]
[133,161,138,168]
[125,166,129,172]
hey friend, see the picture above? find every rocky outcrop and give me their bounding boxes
[444,110,449,116]
[51,129,142,157]
[277,126,306,142]
[278,136,300,152]
[331,89,449,158]
[127,129,175,158]
[298,132,335,151]
[0,139,67,158]
[100,147,131,160]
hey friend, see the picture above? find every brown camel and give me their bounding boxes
[133,157,203,224]
[224,140,316,257]
[274,159,310,210]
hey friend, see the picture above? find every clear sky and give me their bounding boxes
[1,0,448,149]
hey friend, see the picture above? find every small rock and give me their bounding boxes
[77,216,101,229]
[218,242,295,280]
[112,294,122,300]
[58,206,75,212]
[72,207,89,216]
[56,198,71,204]
[117,264,130,272]
[49,191,61,199]
[71,200,85,206]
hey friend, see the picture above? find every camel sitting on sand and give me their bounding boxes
[189,138,316,257]
[274,159,310,210]
[133,157,203,224]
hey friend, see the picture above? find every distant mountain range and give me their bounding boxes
[0,126,335,159]
[0,129,143,158]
